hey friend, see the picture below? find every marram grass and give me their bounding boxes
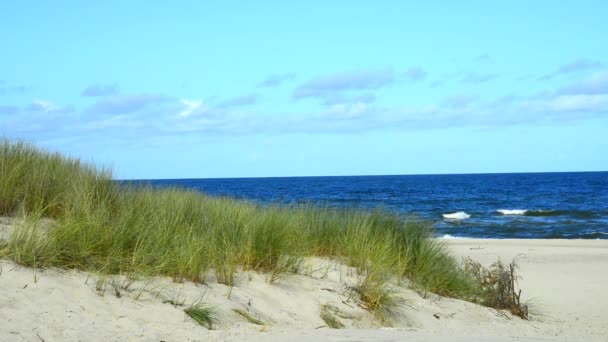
[185,304,216,329]
[0,139,493,322]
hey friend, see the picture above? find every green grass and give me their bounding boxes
[320,305,345,329]
[0,139,495,322]
[184,304,216,329]
[352,272,400,325]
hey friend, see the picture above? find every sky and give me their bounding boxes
[1,1,608,179]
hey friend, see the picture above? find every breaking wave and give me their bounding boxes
[442,212,471,220]
[440,234,465,239]
[497,209,528,215]
[493,209,600,219]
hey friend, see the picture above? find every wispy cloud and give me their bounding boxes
[0,81,28,95]
[430,79,446,88]
[86,94,170,115]
[6,70,608,144]
[442,94,479,108]
[402,67,427,81]
[538,94,608,113]
[521,73,608,115]
[178,99,205,118]
[539,59,602,80]
[293,69,395,100]
[322,93,376,106]
[558,71,608,95]
[27,100,73,114]
[0,105,19,115]
[1,100,76,140]
[258,73,295,87]
[81,84,120,97]
[475,54,491,62]
[559,59,602,73]
[460,72,497,84]
[218,94,258,108]
[28,100,58,112]
[323,102,376,120]
[489,95,521,108]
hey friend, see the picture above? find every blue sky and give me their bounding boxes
[1,1,607,179]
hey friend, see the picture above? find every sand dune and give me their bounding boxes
[1,224,607,341]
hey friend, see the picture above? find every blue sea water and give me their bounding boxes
[132,172,608,239]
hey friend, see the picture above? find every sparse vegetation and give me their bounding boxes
[352,273,399,325]
[184,303,216,329]
[162,288,186,307]
[464,257,529,319]
[0,139,528,322]
[233,308,266,325]
[320,305,345,329]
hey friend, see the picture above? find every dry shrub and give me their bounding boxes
[464,257,528,319]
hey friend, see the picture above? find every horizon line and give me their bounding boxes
[117,170,608,182]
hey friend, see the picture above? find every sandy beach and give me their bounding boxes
[2,0,606,339]
[1,231,606,342]
[448,238,608,340]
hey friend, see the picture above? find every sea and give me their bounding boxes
[134,172,608,239]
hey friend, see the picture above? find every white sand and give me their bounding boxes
[448,238,608,340]
[1,220,607,341]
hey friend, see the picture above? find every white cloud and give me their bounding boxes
[325,102,372,119]
[27,99,72,115]
[178,99,205,118]
[31,99,59,112]
[542,94,608,113]
[559,71,608,95]
[442,94,479,108]
[7,69,608,145]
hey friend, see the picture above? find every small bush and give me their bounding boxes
[464,257,528,319]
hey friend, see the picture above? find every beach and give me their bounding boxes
[2,235,607,341]
[2,0,606,340]
[448,238,608,339]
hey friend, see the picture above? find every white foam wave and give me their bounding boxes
[440,234,464,239]
[497,209,528,215]
[442,212,471,220]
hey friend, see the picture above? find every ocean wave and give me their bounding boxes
[442,212,471,220]
[440,234,464,239]
[523,209,599,219]
[497,209,528,215]
[492,209,598,218]
[523,209,560,217]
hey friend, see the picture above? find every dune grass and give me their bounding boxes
[185,303,216,329]
[233,309,266,326]
[0,139,494,322]
[320,305,345,329]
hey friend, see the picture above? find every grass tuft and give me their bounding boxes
[320,305,345,328]
[184,304,216,329]
[352,274,399,325]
